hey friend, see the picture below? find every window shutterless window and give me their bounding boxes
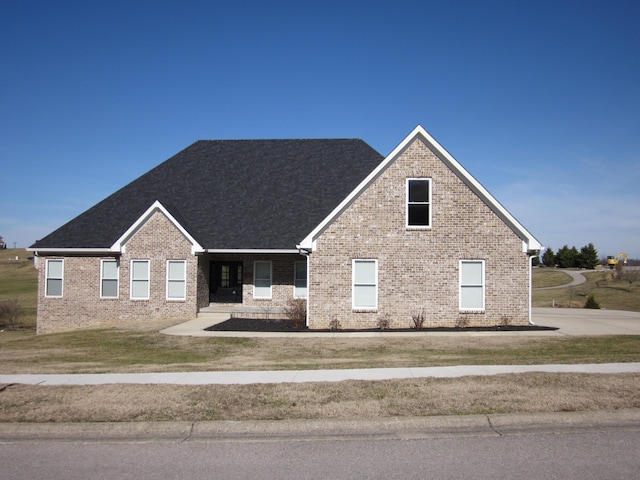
[45,259,63,297]
[407,178,431,227]
[254,261,272,299]
[130,260,150,300]
[294,260,307,298]
[101,259,119,298]
[352,259,377,310]
[460,260,485,311]
[167,260,186,300]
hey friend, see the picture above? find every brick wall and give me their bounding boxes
[36,211,198,334]
[307,138,531,329]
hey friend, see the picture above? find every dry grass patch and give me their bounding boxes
[1,331,640,374]
[1,373,639,422]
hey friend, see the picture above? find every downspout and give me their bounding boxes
[298,247,312,328]
[528,251,537,325]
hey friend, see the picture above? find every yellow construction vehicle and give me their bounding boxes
[607,253,628,269]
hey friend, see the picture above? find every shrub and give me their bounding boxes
[410,309,425,330]
[584,295,601,309]
[455,315,469,328]
[377,314,391,330]
[284,298,307,329]
[329,317,341,331]
[0,298,24,330]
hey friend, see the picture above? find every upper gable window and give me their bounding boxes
[407,178,431,228]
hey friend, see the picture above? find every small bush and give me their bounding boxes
[500,315,512,327]
[377,314,391,330]
[283,298,307,329]
[0,298,24,330]
[584,295,601,309]
[329,317,341,331]
[455,315,469,328]
[410,310,425,330]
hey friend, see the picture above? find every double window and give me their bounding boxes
[254,261,272,299]
[101,259,119,298]
[407,178,431,227]
[352,259,377,310]
[460,260,485,311]
[45,259,64,297]
[167,260,186,300]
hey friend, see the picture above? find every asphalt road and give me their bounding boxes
[2,412,639,480]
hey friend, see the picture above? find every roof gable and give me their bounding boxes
[298,125,542,252]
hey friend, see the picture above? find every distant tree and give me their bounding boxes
[578,243,599,269]
[542,248,556,267]
[555,245,579,268]
[621,268,640,292]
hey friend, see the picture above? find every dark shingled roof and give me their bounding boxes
[31,139,384,250]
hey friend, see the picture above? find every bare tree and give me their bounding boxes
[621,268,640,292]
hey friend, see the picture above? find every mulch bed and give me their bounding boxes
[206,317,558,333]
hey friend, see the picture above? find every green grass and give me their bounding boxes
[0,248,37,328]
[533,268,640,311]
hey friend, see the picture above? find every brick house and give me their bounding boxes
[29,126,541,333]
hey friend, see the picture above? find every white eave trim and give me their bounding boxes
[26,248,116,254]
[298,125,542,252]
[206,249,300,254]
[111,200,204,255]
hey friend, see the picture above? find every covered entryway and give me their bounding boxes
[209,261,243,303]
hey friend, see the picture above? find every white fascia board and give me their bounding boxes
[206,249,300,254]
[111,200,204,255]
[299,125,542,252]
[415,127,543,252]
[26,247,115,255]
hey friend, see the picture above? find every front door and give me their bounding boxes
[210,261,243,303]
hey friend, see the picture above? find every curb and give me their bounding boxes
[1,409,639,443]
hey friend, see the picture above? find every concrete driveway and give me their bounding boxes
[533,308,640,336]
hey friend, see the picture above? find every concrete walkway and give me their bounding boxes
[2,363,639,386]
[533,269,588,290]
[158,308,640,337]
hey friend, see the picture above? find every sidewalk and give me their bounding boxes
[2,362,639,386]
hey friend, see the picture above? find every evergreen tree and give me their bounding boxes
[542,248,556,267]
[578,243,599,269]
[556,245,579,268]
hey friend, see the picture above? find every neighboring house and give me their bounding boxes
[29,126,541,334]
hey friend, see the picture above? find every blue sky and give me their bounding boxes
[1,0,639,258]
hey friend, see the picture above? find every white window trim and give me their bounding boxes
[352,259,378,311]
[130,259,150,300]
[253,260,272,299]
[406,178,432,229]
[100,259,119,299]
[166,260,187,301]
[45,258,64,298]
[293,260,307,299]
[459,260,485,312]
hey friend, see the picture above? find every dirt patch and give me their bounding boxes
[1,373,638,422]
